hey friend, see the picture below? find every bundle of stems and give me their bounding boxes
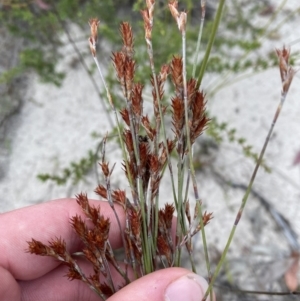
[27,1,295,300]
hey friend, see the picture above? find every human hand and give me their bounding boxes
[0,199,211,301]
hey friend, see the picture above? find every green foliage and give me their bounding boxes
[1,0,130,85]
[37,150,99,185]
[20,48,65,86]
[1,0,288,87]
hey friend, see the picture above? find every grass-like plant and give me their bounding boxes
[26,0,296,300]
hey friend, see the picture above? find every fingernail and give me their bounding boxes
[164,273,208,301]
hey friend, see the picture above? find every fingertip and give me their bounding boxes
[107,267,211,301]
[164,272,211,301]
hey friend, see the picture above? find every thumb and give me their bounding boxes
[107,267,212,301]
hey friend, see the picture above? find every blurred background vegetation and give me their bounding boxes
[1,0,298,184]
[1,0,284,86]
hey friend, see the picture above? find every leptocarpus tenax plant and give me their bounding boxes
[27,1,296,300]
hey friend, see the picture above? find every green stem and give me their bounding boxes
[192,0,206,78]
[203,93,287,300]
[145,36,178,271]
[197,0,226,87]
[182,24,212,293]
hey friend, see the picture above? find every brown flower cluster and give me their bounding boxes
[275,46,295,95]
[88,18,100,57]
[27,195,121,299]
[168,0,187,32]
[170,57,209,154]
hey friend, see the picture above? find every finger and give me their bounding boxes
[18,266,212,301]
[19,259,133,301]
[108,267,213,301]
[0,266,21,301]
[0,198,125,281]
[19,264,100,301]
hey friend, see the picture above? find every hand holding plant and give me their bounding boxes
[0,199,210,301]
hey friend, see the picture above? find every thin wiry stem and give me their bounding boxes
[197,0,226,87]
[203,81,293,301]
[182,20,211,285]
[71,258,107,300]
[124,104,150,273]
[92,56,135,195]
[192,0,206,78]
[101,250,116,293]
[142,4,178,272]
[105,164,133,278]
[125,216,139,278]
[146,39,178,204]
[175,158,185,266]
[106,241,130,283]
[93,53,148,275]
[143,42,161,271]
[175,21,189,266]
[100,137,128,266]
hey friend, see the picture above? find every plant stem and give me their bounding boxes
[202,91,288,300]
[197,0,226,87]
[144,36,178,271]
[192,0,206,78]
[92,56,135,193]
[182,22,211,293]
